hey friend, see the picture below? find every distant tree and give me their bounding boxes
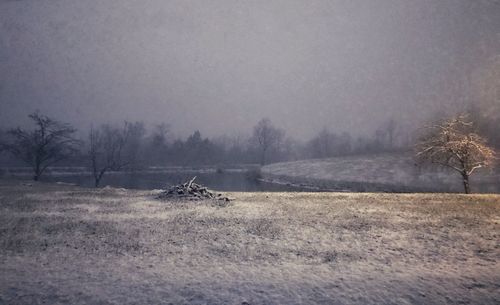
[309,128,335,158]
[353,135,384,155]
[252,118,285,165]
[374,129,386,150]
[150,123,169,148]
[1,112,79,181]
[123,121,146,169]
[416,114,496,194]
[88,124,129,187]
[373,118,398,151]
[308,128,352,159]
[169,138,185,165]
[184,130,204,164]
[338,132,353,155]
[281,137,301,161]
[183,130,219,165]
[213,134,252,164]
[147,123,170,165]
[384,118,397,149]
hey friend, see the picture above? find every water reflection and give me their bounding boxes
[43,171,305,192]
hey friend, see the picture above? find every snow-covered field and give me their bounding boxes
[262,153,500,193]
[1,179,499,304]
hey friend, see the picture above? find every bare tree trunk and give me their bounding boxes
[94,177,101,188]
[34,162,41,181]
[92,167,99,187]
[94,169,107,188]
[94,172,102,188]
[462,172,471,194]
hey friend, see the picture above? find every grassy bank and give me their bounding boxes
[1,179,499,304]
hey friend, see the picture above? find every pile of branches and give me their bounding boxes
[157,177,230,202]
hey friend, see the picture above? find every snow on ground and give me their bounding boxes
[261,153,500,193]
[1,180,499,304]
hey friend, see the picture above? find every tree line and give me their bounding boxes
[0,109,498,192]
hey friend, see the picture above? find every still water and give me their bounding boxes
[42,170,305,192]
[7,167,498,193]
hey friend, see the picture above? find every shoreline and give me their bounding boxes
[260,154,500,194]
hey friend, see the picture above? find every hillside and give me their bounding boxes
[261,153,500,193]
[1,180,499,304]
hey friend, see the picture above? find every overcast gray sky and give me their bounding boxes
[1,0,499,139]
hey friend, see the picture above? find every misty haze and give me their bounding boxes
[0,1,499,304]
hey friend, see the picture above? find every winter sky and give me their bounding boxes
[1,0,499,138]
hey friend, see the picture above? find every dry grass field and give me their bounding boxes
[0,179,499,304]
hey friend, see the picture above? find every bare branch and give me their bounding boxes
[415,113,495,194]
[3,112,79,180]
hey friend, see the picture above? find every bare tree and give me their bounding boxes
[308,128,352,158]
[416,114,496,194]
[88,124,129,187]
[2,112,79,181]
[122,121,146,169]
[384,118,397,149]
[309,128,334,158]
[374,119,398,151]
[147,123,170,165]
[252,118,284,165]
[150,123,170,148]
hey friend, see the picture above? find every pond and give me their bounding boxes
[39,170,308,192]
[4,167,498,193]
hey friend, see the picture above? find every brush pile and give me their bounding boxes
[157,177,230,202]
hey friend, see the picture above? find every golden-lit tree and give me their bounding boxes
[416,114,496,194]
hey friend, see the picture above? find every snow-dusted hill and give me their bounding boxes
[262,153,499,193]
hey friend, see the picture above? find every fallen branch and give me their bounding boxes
[157,177,231,202]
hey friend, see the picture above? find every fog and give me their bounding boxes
[1,0,499,139]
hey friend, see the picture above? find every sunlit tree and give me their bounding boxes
[416,114,496,194]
